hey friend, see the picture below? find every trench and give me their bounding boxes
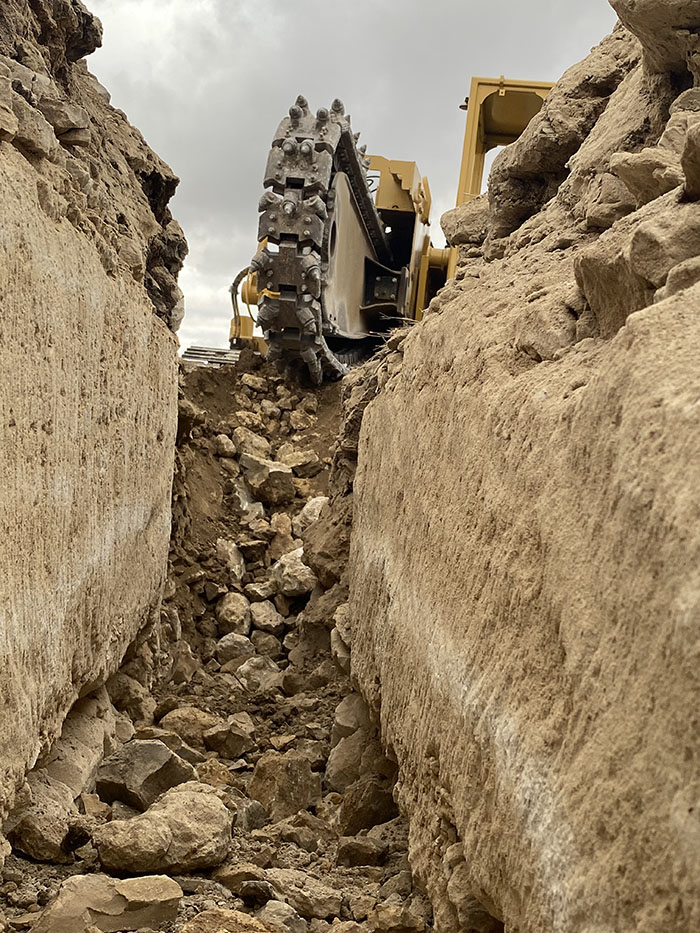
[0,350,476,933]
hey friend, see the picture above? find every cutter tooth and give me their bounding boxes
[303,195,328,221]
[258,191,279,212]
[249,249,268,273]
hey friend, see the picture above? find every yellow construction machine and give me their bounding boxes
[229,76,553,382]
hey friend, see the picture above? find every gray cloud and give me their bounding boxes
[88,0,618,349]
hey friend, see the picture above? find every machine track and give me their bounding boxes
[251,96,391,384]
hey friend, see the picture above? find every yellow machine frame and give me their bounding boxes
[456,75,552,207]
[367,156,447,323]
[231,76,553,344]
[447,75,553,278]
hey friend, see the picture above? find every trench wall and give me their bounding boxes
[0,0,184,841]
[348,15,700,933]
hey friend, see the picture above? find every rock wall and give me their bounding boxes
[348,10,700,933]
[0,0,184,850]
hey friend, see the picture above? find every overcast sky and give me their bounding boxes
[87,0,618,351]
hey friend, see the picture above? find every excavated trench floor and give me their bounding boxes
[0,353,434,933]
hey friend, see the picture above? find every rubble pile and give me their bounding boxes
[0,354,433,933]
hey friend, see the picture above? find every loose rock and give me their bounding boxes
[292,497,328,539]
[181,908,273,933]
[339,776,399,835]
[216,632,256,668]
[251,630,283,659]
[217,538,247,584]
[241,455,296,506]
[337,835,388,867]
[249,751,321,822]
[331,694,371,746]
[159,707,224,748]
[235,656,283,693]
[93,783,233,873]
[257,899,308,933]
[214,434,237,458]
[203,722,254,759]
[31,874,182,933]
[265,869,342,920]
[272,549,318,597]
[233,426,271,458]
[95,739,195,811]
[216,593,252,636]
[106,672,156,723]
[251,600,286,636]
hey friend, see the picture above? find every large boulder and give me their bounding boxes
[31,874,182,933]
[6,771,77,864]
[93,783,233,873]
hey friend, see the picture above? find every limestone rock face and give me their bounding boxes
[344,8,700,933]
[610,0,700,75]
[487,26,640,240]
[0,0,183,855]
